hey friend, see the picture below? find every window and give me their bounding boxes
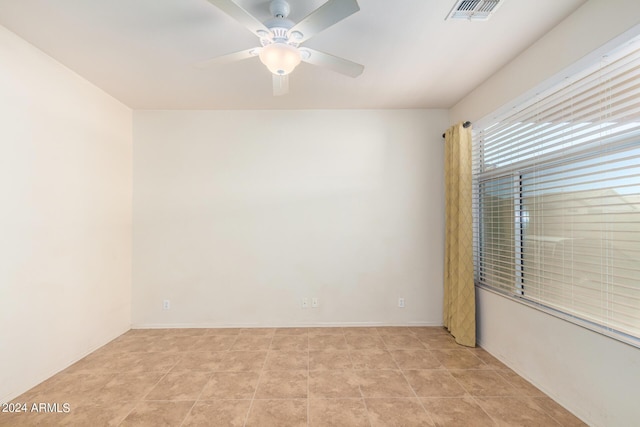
[473,36,640,344]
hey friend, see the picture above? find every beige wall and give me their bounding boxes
[0,26,132,403]
[132,109,448,327]
[451,1,640,426]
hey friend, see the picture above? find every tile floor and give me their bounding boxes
[1,327,586,426]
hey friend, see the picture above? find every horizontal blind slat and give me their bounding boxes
[473,35,640,343]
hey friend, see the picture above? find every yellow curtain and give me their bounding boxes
[443,122,476,347]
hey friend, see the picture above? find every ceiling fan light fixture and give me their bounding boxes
[259,42,301,75]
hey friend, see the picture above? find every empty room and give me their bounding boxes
[1,0,639,426]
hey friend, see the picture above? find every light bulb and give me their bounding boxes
[259,43,301,75]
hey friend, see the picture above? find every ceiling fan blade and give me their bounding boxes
[299,48,364,77]
[288,0,359,43]
[273,74,289,96]
[195,48,260,68]
[206,0,270,37]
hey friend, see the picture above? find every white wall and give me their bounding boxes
[0,26,132,403]
[133,109,448,327]
[450,2,640,426]
[450,0,640,125]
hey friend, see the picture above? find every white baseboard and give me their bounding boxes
[130,320,443,329]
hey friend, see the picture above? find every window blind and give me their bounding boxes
[473,36,640,341]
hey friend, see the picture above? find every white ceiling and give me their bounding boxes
[0,0,586,110]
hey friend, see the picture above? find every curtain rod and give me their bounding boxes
[442,121,471,138]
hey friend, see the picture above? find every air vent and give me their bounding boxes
[446,0,503,21]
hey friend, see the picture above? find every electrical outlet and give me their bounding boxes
[312,297,319,308]
[163,299,171,310]
[302,298,309,308]
[398,297,405,308]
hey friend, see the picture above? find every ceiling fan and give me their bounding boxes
[199,0,364,96]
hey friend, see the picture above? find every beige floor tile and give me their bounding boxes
[309,370,361,398]
[403,370,467,397]
[376,327,416,336]
[51,401,136,427]
[390,349,443,370]
[182,400,251,427]
[381,335,427,350]
[343,327,380,335]
[95,372,163,403]
[206,328,242,336]
[245,399,307,427]
[230,336,272,351]
[199,371,260,399]
[71,352,141,373]
[450,370,518,397]
[476,397,562,426]
[309,334,348,350]
[144,372,210,401]
[307,327,344,336]
[264,350,308,370]
[217,351,267,371]
[120,400,194,427]
[346,335,387,350]
[309,398,369,426]
[170,351,226,372]
[239,328,276,336]
[408,327,448,337]
[98,335,154,353]
[62,352,123,374]
[365,398,435,426]
[0,408,69,427]
[531,397,588,427]
[131,352,183,373]
[350,349,398,369]
[270,335,308,351]
[275,328,309,336]
[119,335,162,352]
[431,349,490,370]
[92,352,139,373]
[255,370,308,398]
[467,347,508,369]
[309,350,353,370]
[496,370,546,397]
[356,370,414,398]
[127,336,161,352]
[128,329,173,338]
[23,373,116,405]
[418,334,461,350]
[161,328,211,337]
[6,327,584,427]
[421,397,494,427]
[145,336,197,352]
[189,335,237,352]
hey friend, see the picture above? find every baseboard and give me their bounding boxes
[130,320,443,329]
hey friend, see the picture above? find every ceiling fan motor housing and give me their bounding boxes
[262,18,295,45]
[269,0,291,18]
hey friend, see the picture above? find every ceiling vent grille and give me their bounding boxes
[446,0,503,21]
